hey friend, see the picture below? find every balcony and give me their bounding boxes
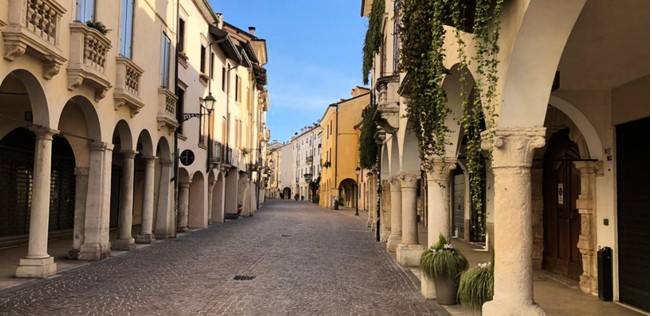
[67,22,111,100]
[210,141,224,164]
[2,0,67,79]
[156,88,178,134]
[114,57,144,117]
[375,74,400,133]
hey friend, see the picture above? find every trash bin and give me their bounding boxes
[597,247,613,301]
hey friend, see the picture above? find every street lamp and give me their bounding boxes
[180,93,216,122]
[355,166,361,216]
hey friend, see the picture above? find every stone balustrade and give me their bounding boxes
[157,88,178,134]
[2,0,66,79]
[114,57,145,116]
[67,22,111,100]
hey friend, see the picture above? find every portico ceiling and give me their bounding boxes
[558,0,649,91]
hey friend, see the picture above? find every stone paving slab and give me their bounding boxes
[0,200,447,316]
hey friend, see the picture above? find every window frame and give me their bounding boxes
[119,0,135,58]
[160,32,171,88]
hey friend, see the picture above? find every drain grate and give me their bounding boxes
[281,234,291,238]
[233,275,256,281]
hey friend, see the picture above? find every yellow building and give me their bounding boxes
[319,87,370,208]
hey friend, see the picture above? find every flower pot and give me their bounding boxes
[435,277,458,305]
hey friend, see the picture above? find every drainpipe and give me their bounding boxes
[334,104,339,207]
[172,0,180,237]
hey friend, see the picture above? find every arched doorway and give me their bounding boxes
[211,171,225,224]
[134,130,154,243]
[154,137,173,238]
[543,129,582,280]
[282,187,291,200]
[109,120,135,250]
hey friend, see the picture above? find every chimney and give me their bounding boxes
[351,86,369,98]
[248,26,256,35]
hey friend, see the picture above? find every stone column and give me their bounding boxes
[207,177,215,224]
[16,128,58,278]
[69,167,88,259]
[155,159,173,238]
[100,144,113,250]
[421,159,456,298]
[481,128,546,316]
[386,176,402,252]
[396,173,423,267]
[79,142,112,261]
[426,159,457,244]
[574,160,600,295]
[113,150,137,250]
[136,155,156,244]
[177,180,191,232]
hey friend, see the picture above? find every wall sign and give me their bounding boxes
[180,150,195,166]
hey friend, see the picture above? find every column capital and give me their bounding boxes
[29,126,59,140]
[121,149,137,159]
[142,155,158,162]
[425,158,457,182]
[573,160,602,175]
[159,159,173,166]
[481,127,546,169]
[74,167,89,176]
[399,173,419,189]
[179,180,192,189]
[89,141,110,152]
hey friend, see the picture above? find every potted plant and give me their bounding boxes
[85,20,110,35]
[458,261,493,310]
[420,235,469,305]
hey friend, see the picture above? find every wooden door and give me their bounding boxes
[543,129,582,280]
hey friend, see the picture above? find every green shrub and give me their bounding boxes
[420,235,468,280]
[85,20,109,35]
[458,262,494,309]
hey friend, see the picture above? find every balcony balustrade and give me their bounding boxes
[156,88,178,134]
[375,74,400,133]
[114,57,144,116]
[2,0,67,79]
[67,22,111,100]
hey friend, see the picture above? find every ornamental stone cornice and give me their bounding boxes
[425,158,457,182]
[481,127,546,169]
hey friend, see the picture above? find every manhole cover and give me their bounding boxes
[233,275,256,281]
[281,234,291,238]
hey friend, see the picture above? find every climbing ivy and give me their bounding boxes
[398,0,504,240]
[362,0,386,85]
[359,103,379,169]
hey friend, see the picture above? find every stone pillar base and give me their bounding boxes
[155,232,172,240]
[16,257,57,278]
[386,234,401,252]
[112,238,136,251]
[482,300,545,316]
[177,227,189,233]
[135,234,155,244]
[79,243,111,261]
[67,249,80,260]
[396,243,423,267]
[420,272,436,299]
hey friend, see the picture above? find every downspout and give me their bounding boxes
[334,104,338,206]
[173,0,180,236]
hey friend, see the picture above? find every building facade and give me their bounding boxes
[291,125,322,201]
[318,87,370,209]
[361,0,649,314]
[0,0,269,279]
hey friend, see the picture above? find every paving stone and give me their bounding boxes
[0,200,447,316]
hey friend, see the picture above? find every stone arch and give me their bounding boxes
[399,120,421,174]
[442,64,477,157]
[154,137,173,237]
[188,171,206,228]
[136,130,154,157]
[497,0,587,128]
[380,143,390,179]
[338,178,358,208]
[548,95,602,160]
[155,136,171,162]
[0,69,50,132]
[389,137,400,177]
[112,120,134,153]
[57,96,102,167]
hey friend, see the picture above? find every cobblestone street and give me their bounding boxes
[0,200,446,316]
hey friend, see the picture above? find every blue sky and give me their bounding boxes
[209,0,368,142]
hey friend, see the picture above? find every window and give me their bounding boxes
[75,0,95,22]
[221,67,226,91]
[235,75,240,102]
[222,117,227,143]
[176,87,185,134]
[119,0,134,58]
[200,45,207,73]
[178,19,185,52]
[160,33,171,88]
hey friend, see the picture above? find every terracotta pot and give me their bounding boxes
[435,277,458,305]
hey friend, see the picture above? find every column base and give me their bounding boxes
[420,272,437,299]
[15,256,57,278]
[482,299,545,316]
[386,234,401,252]
[67,249,80,260]
[112,238,136,251]
[396,243,423,267]
[135,234,155,244]
[79,243,111,261]
[177,227,189,233]
[380,229,390,243]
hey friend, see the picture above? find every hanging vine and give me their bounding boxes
[359,103,379,169]
[398,0,504,240]
[362,0,386,85]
